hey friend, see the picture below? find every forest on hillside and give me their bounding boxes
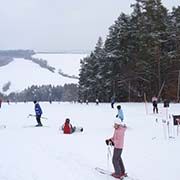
[78,0,180,102]
[0,50,79,102]
[0,84,78,102]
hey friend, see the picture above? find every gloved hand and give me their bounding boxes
[105,139,109,145]
[105,139,114,146]
[109,139,114,146]
[116,115,118,118]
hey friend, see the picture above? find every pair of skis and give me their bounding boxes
[95,167,138,180]
[0,125,6,129]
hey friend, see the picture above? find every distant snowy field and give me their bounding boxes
[0,102,180,180]
[0,53,86,94]
[33,53,85,76]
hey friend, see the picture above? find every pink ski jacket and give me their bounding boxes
[110,126,126,149]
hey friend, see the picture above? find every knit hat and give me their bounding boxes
[114,119,126,127]
[65,118,70,123]
[117,105,121,109]
[114,119,121,125]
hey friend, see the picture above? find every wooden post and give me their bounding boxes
[176,119,180,136]
[144,93,148,115]
[157,81,165,100]
[162,119,167,140]
[177,70,180,102]
[128,81,131,102]
[157,46,161,92]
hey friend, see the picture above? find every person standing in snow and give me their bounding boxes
[111,96,115,108]
[152,96,158,113]
[33,100,43,126]
[116,105,124,122]
[105,120,127,179]
[96,98,99,105]
[0,98,2,108]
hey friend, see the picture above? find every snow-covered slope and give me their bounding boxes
[0,102,180,180]
[0,53,86,94]
[33,53,84,76]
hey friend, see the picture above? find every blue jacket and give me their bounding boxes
[117,109,124,122]
[35,103,42,116]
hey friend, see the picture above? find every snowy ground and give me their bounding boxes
[0,102,180,180]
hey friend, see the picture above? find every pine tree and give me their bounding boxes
[78,0,180,102]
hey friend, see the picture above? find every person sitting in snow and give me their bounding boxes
[105,120,127,179]
[116,105,124,122]
[62,118,76,134]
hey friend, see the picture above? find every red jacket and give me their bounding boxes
[63,122,72,134]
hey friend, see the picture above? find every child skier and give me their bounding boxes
[62,118,76,134]
[105,120,127,179]
[116,105,124,122]
[33,101,43,127]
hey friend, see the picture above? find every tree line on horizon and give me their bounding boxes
[1,84,78,102]
[78,0,180,102]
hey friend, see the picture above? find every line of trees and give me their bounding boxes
[78,0,180,102]
[1,84,79,102]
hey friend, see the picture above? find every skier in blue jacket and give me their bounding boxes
[33,101,43,126]
[116,105,124,122]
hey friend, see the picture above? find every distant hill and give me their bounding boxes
[0,50,86,94]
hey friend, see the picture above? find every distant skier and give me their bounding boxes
[152,96,158,113]
[0,98,2,108]
[7,99,10,105]
[33,101,43,126]
[96,98,99,105]
[116,105,124,122]
[111,96,115,108]
[163,99,169,108]
[105,120,127,179]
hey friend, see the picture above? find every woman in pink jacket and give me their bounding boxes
[106,120,127,179]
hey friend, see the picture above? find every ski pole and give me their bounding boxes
[27,114,48,120]
[167,121,170,138]
[168,115,175,139]
[162,119,167,140]
[107,145,112,178]
[177,119,180,136]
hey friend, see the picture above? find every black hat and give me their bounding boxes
[117,105,121,109]
[65,118,70,123]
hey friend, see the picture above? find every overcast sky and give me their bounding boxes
[0,0,179,52]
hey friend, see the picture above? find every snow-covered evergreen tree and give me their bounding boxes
[78,0,180,102]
